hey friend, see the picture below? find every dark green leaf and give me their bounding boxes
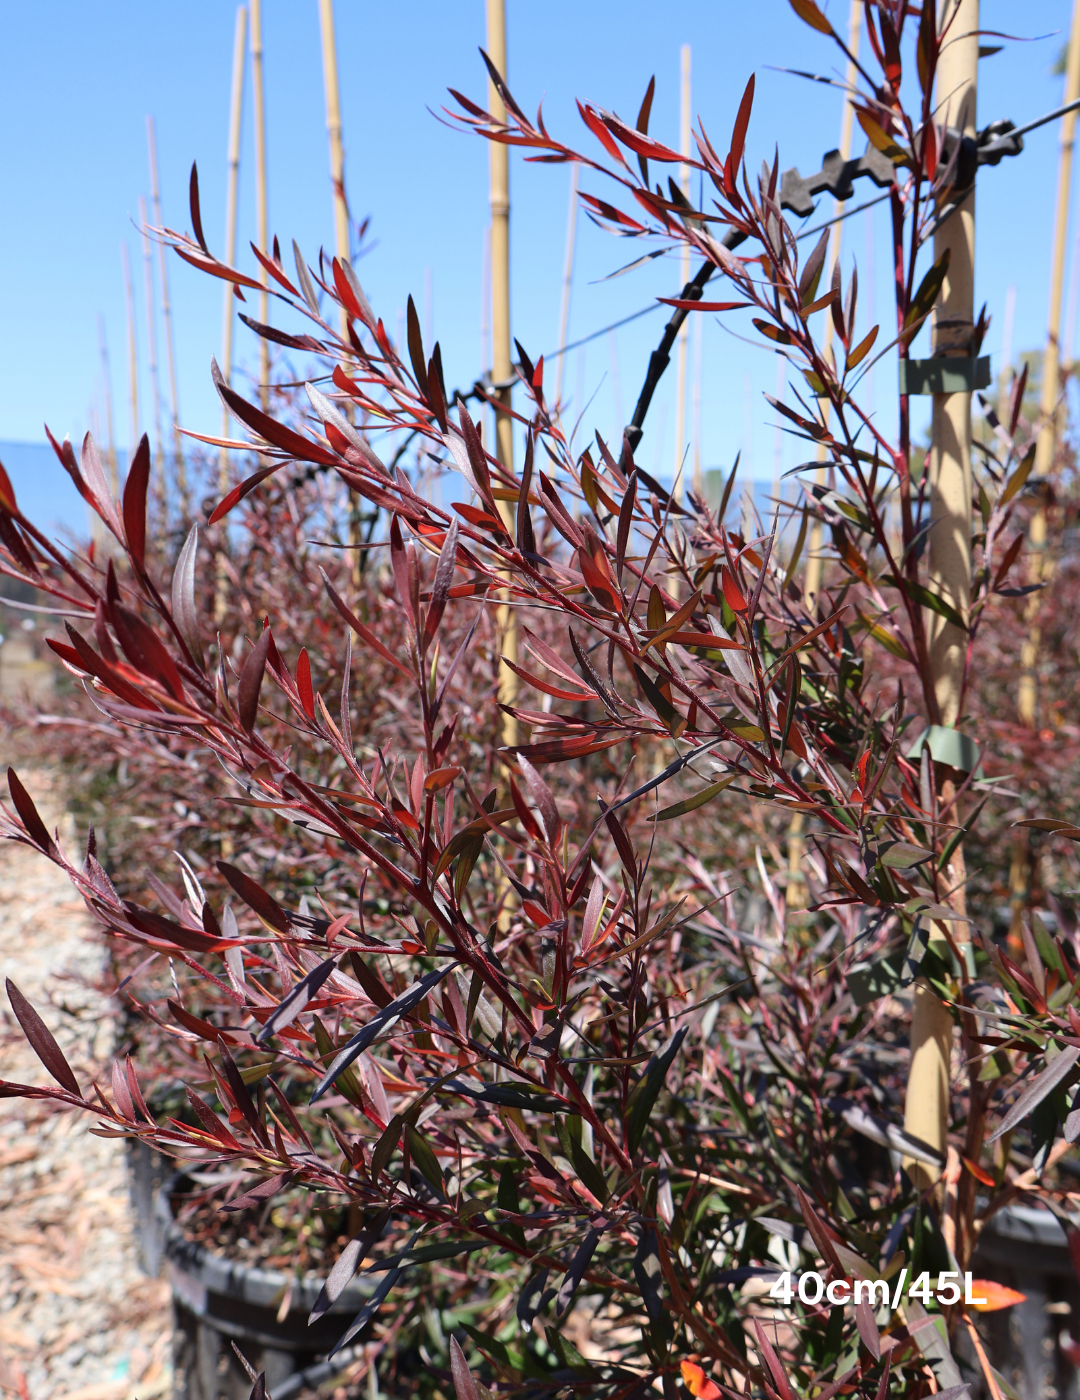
[886,576,967,632]
[516,1269,551,1330]
[651,774,736,821]
[311,965,454,1103]
[987,1045,1080,1143]
[1001,445,1035,506]
[633,663,685,737]
[626,1027,687,1153]
[904,249,950,331]
[257,958,335,1043]
[555,1225,603,1318]
[405,1122,446,1196]
[371,1114,404,1177]
[330,1268,402,1357]
[633,1225,663,1323]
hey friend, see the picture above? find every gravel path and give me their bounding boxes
[0,770,172,1400]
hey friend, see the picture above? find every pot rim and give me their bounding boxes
[158,1170,374,1312]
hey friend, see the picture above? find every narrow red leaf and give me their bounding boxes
[6,979,81,1097]
[122,435,151,568]
[296,648,315,719]
[729,74,756,175]
[209,465,279,525]
[189,162,210,254]
[7,768,56,854]
[216,861,289,933]
[0,460,17,512]
[238,627,272,733]
[721,568,748,613]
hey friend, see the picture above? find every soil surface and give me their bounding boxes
[0,770,172,1400]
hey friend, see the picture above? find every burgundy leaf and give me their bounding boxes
[238,627,272,733]
[256,957,336,1044]
[634,76,657,185]
[296,647,316,718]
[5,979,81,1097]
[122,435,151,568]
[450,1337,480,1400]
[208,465,280,525]
[211,359,337,466]
[729,74,756,175]
[220,1169,296,1213]
[111,1061,135,1120]
[189,161,210,254]
[7,768,56,855]
[216,861,289,933]
[0,459,16,512]
[111,606,186,701]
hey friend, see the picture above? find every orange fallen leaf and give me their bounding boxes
[967,1279,1026,1312]
[681,1362,722,1400]
[962,1156,995,1187]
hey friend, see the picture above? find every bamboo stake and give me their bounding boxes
[1065,213,1080,382]
[1034,0,1080,480]
[318,0,351,334]
[147,116,186,511]
[121,242,139,459]
[1008,3,1080,945]
[903,0,980,1192]
[481,228,491,376]
[216,4,248,625]
[318,0,362,587]
[672,44,691,501]
[138,197,163,470]
[98,316,120,498]
[788,0,861,914]
[927,1,978,725]
[555,164,580,411]
[802,0,861,612]
[481,228,493,450]
[1019,0,1080,727]
[251,0,270,412]
[486,0,518,753]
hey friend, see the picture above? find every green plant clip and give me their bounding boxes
[905,724,981,773]
[898,355,991,395]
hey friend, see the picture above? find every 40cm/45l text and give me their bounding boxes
[769,1270,986,1310]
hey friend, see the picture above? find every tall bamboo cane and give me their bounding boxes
[318,0,363,588]
[216,5,248,625]
[902,0,980,1192]
[250,0,270,412]
[147,116,186,511]
[318,0,351,331]
[672,45,691,502]
[486,0,519,753]
[1018,0,1080,727]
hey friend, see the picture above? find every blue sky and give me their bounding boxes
[0,1,1073,530]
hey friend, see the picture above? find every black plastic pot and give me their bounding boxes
[126,1138,169,1277]
[970,1202,1080,1400]
[158,1175,372,1400]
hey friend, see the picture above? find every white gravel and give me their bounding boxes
[0,769,172,1400]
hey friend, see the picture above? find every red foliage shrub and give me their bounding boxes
[3,7,1080,1398]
